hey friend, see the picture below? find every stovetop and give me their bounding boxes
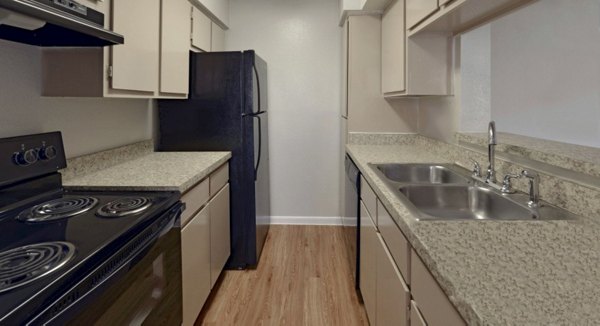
[0,187,179,323]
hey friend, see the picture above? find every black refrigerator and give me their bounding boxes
[157,50,270,269]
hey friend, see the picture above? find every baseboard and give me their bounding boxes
[270,216,343,226]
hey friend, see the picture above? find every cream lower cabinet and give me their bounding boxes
[376,233,410,326]
[411,249,465,326]
[359,175,465,326]
[359,201,377,325]
[360,200,410,326]
[209,184,230,287]
[180,162,230,326]
[181,205,211,326]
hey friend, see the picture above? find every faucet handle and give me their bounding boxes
[521,170,540,208]
[501,173,520,194]
[469,158,482,177]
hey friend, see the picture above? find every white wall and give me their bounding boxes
[491,0,600,147]
[420,0,600,146]
[0,40,152,158]
[227,0,342,219]
[460,24,491,132]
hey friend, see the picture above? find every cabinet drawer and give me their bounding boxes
[181,206,211,326]
[410,300,427,326]
[181,178,209,226]
[411,250,465,326]
[406,0,438,29]
[377,199,410,284]
[377,233,410,326]
[210,162,229,196]
[360,176,377,226]
[209,183,230,288]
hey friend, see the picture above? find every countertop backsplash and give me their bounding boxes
[60,140,154,181]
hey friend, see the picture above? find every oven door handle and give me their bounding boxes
[27,202,184,326]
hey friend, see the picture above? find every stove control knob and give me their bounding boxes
[13,149,38,166]
[39,145,57,161]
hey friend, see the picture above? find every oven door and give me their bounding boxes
[28,203,183,326]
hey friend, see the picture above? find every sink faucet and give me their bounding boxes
[521,170,540,208]
[486,121,497,184]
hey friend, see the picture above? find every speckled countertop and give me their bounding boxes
[63,152,231,193]
[347,144,600,326]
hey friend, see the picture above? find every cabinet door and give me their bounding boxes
[181,205,211,326]
[192,6,212,52]
[160,0,190,94]
[359,201,377,325]
[111,0,159,92]
[211,22,225,51]
[406,0,438,29]
[376,233,410,326]
[382,0,405,94]
[209,184,230,288]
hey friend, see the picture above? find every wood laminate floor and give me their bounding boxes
[198,225,369,326]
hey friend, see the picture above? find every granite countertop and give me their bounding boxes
[347,144,600,326]
[63,152,231,193]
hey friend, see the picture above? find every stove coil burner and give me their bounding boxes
[97,197,152,218]
[17,197,99,222]
[0,242,76,293]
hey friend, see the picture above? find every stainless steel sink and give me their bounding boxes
[398,185,534,220]
[369,162,577,221]
[374,163,470,184]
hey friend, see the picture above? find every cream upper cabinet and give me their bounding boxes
[211,21,225,52]
[192,6,212,52]
[191,0,229,28]
[406,0,438,29]
[41,0,189,98]
[382,0,405,94]
[160,0,190,95]
[381,0,451,97]
[111,0,159,93]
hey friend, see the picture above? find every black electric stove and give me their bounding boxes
[0,132,183,325]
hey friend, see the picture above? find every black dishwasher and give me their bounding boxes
[343,155,361,289]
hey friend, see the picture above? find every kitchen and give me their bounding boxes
[0,0,599,325]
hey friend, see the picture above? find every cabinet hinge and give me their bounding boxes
[107,65,113,79]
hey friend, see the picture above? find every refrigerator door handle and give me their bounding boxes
[242,111,266,117]
[253,115,262,181]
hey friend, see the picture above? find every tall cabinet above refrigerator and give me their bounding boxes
[158,50,270,269]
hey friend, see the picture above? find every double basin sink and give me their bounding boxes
[372,163,575,221]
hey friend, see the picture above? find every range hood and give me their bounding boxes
[0,0,123,46]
